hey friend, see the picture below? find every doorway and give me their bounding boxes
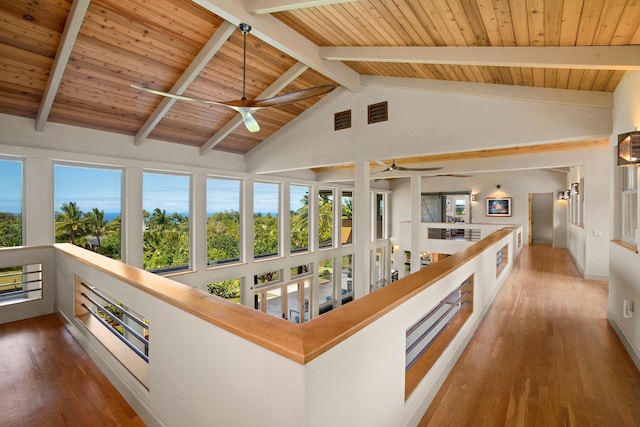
[529,193,554,245]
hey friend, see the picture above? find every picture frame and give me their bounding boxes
[486,197,512,217]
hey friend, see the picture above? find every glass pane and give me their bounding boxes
[421,194,442,222]
[54,165,122,259]
[341,191,353,245]
[341,254,353,302]
[376,193,385,239]
[143,172,190,272]
[254,182,279,258]
[266,287,283,319]
[622,191,638,243]
[375,247,386,289]
[318,258,334,310]
[287,283,309,324]
[290,185,309,252]
[291,264,310,277]
[207,178,241,265]
[319,189,333,248]
[207,279,241,303]
[621,166,638,191]
[0,159,22,247]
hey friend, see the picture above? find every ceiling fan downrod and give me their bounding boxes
[239,23,251,102]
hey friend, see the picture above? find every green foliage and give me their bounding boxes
[318,193,333,246]
[254,213,278,257]
[0,212,22,247]
[53,202,121,259]
[290,194,309,251]
[207,279,241,301]
[143,209,189,270]
[207,211,240,263]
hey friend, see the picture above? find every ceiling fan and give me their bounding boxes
[131,23,336,133]
[374,160,444,173]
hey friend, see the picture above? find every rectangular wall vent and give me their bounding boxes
[368,101,388,124]
[334,110,351,131]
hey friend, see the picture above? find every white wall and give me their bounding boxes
[390,169,567,249]
[608,70,640,370]
[247,79,612,174]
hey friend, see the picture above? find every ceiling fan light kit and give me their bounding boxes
[132,23,335,133]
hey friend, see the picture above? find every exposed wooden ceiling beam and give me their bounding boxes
[191,0,360,91]
[35,0,91,132]
[200,62,310,155]
[319,46,640,70]
[311,139,610,173]
[246,0,357,14]
[134,21,236,146]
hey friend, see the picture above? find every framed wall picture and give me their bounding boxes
[486,197,512,217]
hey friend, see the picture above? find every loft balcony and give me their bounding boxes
[1,227,639,426]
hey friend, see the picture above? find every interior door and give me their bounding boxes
[531,193,554,245]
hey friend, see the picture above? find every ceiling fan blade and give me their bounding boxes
[394,165,444,172]
[242,84,336,108]
[131,84,236,108]
[239,109,260,133]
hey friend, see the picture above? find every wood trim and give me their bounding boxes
[312,139,609,173]
[611,240,639,254]
[55,229,510,365]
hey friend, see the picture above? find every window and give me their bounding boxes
[375,193,386,240]
[621,166,638,245]
[54,164,122,259]
[0,158,22,247]
[341,191,353,245]
[290,185,310,253]
[341,254,353,304]
[207,178,241,265]
[207,279,241,303]
[318,258,334,313]
[319,189,333,248]
[254,182,280,258]
[142,172,190,272]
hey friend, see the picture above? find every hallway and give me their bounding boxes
[420,245,640,426]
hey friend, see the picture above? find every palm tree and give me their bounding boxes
[148,208,169,231]
[55,201,85,244]
[84,208,112,253]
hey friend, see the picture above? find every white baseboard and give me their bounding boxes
[608,311,640,372]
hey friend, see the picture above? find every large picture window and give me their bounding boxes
[207,177,241,265]
[290,185,310,253]
[0,158,22,248]
[254,182,280,258]
[54,164,122,259]
[143,172,190,272]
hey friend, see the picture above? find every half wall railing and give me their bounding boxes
[0,227,521,427]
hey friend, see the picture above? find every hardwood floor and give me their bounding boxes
[1,245,638,426]
[0,314,144,427]
[420,245,640,426]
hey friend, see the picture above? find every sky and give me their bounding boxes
[0,160,294,215]
[0,159,21,213]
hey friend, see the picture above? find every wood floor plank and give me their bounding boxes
[0,314,144,427]
[419,245,640,426]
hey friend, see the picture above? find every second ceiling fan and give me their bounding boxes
[132,23,336,133]
[375,160,444,173]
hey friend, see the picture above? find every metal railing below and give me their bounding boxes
[78,281,149,363]
[0,264,43,306]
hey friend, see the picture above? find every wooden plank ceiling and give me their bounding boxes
[0,0,639,156]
